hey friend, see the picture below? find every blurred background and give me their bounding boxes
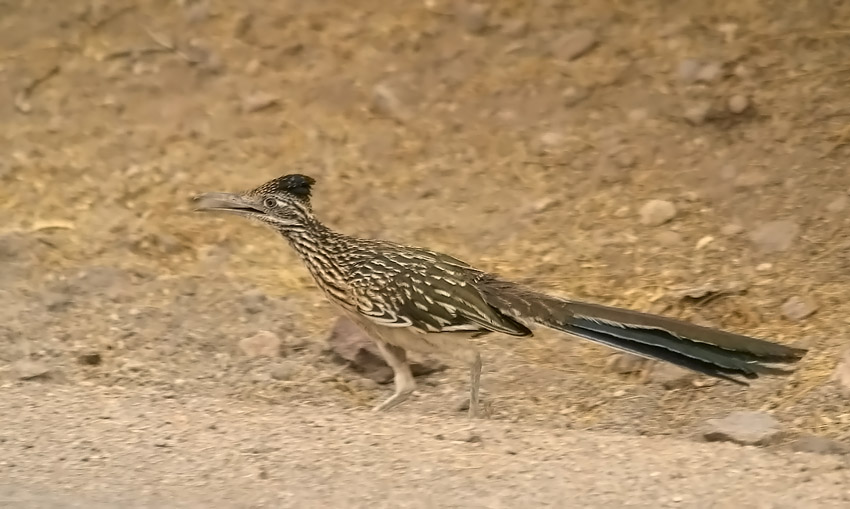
[1,0,849,453]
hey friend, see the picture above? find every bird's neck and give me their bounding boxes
[278,217,354,297]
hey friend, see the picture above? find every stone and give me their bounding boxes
[12,359,52,380]
[703,411,785,446]
[653,231,683,246]
[781,296,817,321]
[720,223,744,236]
[241,93,279,113]
[695,62,722,83]
[239,331,282,358]
[370,83,409,122]
[677,59,701,83]
[649,363,697,390]
[788,435,850,456]
[553,29,598,61]
[639,200,677,226]
[456,3,489,34]
[832,348,850,398]
[604,353,650,375]
[683,102,711,125]
[749,220,799,253]
[728,94,749,114]
[270,361,298,381]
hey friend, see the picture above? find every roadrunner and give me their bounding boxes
[195,174,807,417]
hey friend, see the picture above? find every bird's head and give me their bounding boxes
[193,174,316,231]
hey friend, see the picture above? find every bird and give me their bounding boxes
[194,174,807,417]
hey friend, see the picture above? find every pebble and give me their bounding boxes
[720,223,743,236]
[728,95,749,114]
[703,411,785,446]
[456,3,489,34]
[241,93,279,113]
[239,331,282,358]
[683,102,711,125]
[788,435,850,456]
[677,59,701,83]
[270,361,299,381]
[781,296,817,321]
[639,200,677,226]
[749,220,799,253]
[649,363,696,390]
[12,359,52,380]
[696,62,722,83]
[832,349,850,398]
[553,29,598,61]
[654,231,683,246]
[370,83,409,122]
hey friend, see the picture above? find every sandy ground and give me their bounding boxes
[2,384,849,509]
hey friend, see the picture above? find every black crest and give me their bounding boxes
[258,174,316,201]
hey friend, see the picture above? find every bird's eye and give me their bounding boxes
[263,198,277,208]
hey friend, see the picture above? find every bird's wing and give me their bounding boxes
[348,251,531,336]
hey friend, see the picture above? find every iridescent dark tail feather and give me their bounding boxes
[477,276,807,384]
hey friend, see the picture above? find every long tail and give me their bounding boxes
[476,276,807,384]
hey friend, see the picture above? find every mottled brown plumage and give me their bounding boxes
[194,174,807,417]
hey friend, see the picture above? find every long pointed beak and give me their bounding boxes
[193,192,261,215]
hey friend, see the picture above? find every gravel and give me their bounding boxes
[1,385,848,508]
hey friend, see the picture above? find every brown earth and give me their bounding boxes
[2,0,850,506]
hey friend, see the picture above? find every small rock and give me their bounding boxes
[677,59,701,83]
[239,331,282,358]
[683,102,712,125]
[728,94,749,114]
[649,363,696,390]
[755,262,773,272]
[501,19,528,37]
[788,435,850,456]
[695,235,714,250]
[240,289,269,314]
[270,361,298,381]
[695,62,722,83]
[654,231,683,246]
[121,359,147,373]
[703,411,785,446]
[370,83,409,122]
[77,351,102,366]
[720,223,744,236]
[639,199,677,226]
[538,131,565,150]
[613,150,637,169]
[553,29,598,61]
[12,359,52,380]
[456,3,489,34]
[826,195,847,213]
[604,353,649,375]
[233,12,254,39]
[832,348,850,398]
[781,296,817,321]
[241,93,279,113]
[562,86,589,107]
[531,197,561,214]
[749,220,799,253]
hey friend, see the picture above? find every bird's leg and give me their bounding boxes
[468,351,482,418]
[372,341,416,412]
